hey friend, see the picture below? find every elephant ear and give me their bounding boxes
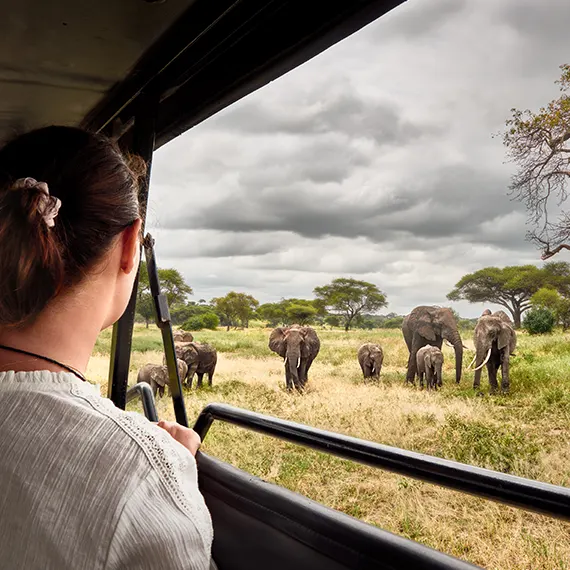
[417,317,437,342]
[269,327,287,358]
[179,343,198,362]
[300,326,321,358]
[149,366,167,388]
[498,324,513,351]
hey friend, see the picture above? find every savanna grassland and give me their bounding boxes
[88,325,570,570]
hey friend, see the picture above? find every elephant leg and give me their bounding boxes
[158,385,165,398]
[293,367,304,392]
[187,363,198,389]
[284,365,293,391]
[487,361,498,394]
[473,355,483,390]
[408,337,427,383]
[197,373,204,388]
[364,363,372,379]
[208,371,214,387]
[300,357,314,387]
[501,353,510,393]
[419,371,424,389]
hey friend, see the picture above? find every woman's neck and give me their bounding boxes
[0,286,107,375]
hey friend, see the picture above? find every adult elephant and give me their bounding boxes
[402,306,463,384]
[470,313,517,394]
[171,342,218,388]
[269,325,320,391]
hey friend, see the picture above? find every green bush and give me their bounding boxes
[383,316,404,329]
[182,316,205,331]
[182,312,220,331]
[201,312,220,330]
[523,307,556,335]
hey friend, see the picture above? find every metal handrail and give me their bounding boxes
[126,382,159,422]
[194,403,570,521]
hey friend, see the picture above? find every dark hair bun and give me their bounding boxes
[0,126,142,327]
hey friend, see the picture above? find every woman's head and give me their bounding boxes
[0,126,144,329]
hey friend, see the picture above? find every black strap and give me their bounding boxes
[0,344,87,382]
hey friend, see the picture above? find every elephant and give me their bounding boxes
[469,313,517,394]
[173,330,194,343]
[137,359,188,398]
[172,341,217,388]
[402,306,463,385]
[269,325,320,391]
[416,345,444,390]
[357,343,384,381]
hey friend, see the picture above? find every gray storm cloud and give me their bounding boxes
[147,0,570,316]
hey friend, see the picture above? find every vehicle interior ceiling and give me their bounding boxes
[0,0,188,144]
[1,0,406,146]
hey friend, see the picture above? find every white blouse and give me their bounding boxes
[0,371,213,569]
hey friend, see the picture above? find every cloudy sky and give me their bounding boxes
[146,0,570,317]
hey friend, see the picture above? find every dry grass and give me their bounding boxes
[88,325,570,570]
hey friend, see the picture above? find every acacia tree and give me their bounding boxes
[447,263,570,327]
[313,278,387,331]
[212,292,259,330]
[504,64,570,259]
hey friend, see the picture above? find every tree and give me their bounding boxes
[313,278,387,331]
[136,261,193,326]
[447,264,570,327]
[503,64,570,259]
[285,303,318,325]
[324,314,341,328]
[212,292,259,330]
[258,303,286,327]
[531,286,570,330]
[137,293,155,328]
[258,298,325,327]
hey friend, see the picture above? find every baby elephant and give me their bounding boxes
[357,343,384,381]
[416,345,443,390]
[137,359,189,398]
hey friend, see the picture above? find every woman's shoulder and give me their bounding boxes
[69,380,213,545]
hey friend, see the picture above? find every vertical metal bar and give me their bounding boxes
[107,92,157,408]
[143,234,188,427]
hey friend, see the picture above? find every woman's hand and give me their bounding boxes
[157,420,201,456]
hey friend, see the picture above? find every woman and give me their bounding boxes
[0,127,213,569]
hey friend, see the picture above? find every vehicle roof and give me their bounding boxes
[2,0,405,149]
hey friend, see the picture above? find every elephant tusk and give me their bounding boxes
[473,348,491,371]
[444,340,453,348]
[466,355,477,369]
[297,357,301,369]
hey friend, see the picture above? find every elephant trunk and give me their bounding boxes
[286,348,301,388]
[436,362,443,387]
[448,330,463,384]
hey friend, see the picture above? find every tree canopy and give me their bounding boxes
[258,298,324,327]
[136,262,193,327]
[503,64,570,259]
[212,292,259,330]
[447,263,570,327]
[313,278,387,331]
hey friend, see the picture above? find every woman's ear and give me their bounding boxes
[120,219,142,274]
